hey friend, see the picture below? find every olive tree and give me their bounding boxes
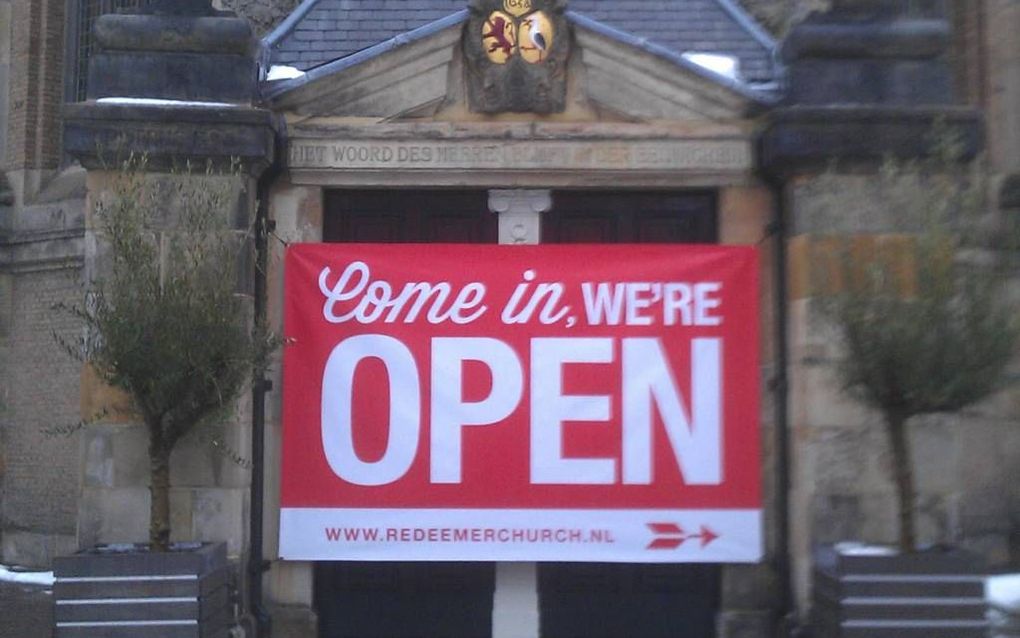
[813,141,1018,552]
[65,158,277,551]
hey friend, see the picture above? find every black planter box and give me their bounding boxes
[812,544,988,638]
[53,542,233,638]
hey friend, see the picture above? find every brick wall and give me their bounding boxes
[5,0,65,173]
[0,267,84,565]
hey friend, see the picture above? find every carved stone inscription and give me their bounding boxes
[288,139,751,173]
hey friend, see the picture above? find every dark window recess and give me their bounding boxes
[66,0,151,103]
[542,191,716,244]
[324,190,496,244]
[539,563,721,638]
[540,189,720,638]
[315,562,496,638]
[318,188,496,638]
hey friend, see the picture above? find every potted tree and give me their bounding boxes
[52,159,277,637]
[809,139,1019,637]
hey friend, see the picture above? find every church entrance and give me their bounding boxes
[313,188,721,638]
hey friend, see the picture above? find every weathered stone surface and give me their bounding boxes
[80,364,137,425]
[79,487,150,547]
[266,561,315,607]
[94,15,254,55]
[268,183,323,246]
[909,416,956,495]
[1,530,77,569]
[960,533,1012,568]
[791,361,878,429]
[64,103,278,175]
[288,137,753,173]
[270,604,319,638]
[144,0,220,16]
[811,493,863,543]
[216,0,300,36]
[88,51,256,103]
[192,488,248,556]
[81,425,144,489]
[170,420,251,490]
[1001,173,1020,209]
[761,106,982,174]
[783,18,950,60]
[722,564,780,609]
[717,610,773,638]
[787,58,952,106]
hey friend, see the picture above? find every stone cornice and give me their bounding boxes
[285,121,757,188]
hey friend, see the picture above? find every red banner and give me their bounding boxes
[280,244,761,562]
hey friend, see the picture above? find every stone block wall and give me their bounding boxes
[75,168,259,559]
[213,0,300,35]
[784,172,1020,611]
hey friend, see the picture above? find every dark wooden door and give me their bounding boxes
[539,189,721,638]
[315,562,496,638]
[324,190,497,244]
[317,189,496,638]
[542,191,716,244]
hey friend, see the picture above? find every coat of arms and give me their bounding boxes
[465,0,569,113]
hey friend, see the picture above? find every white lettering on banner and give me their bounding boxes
[319,261,488,325]
[623,338,721,485]
[430,338,524,484]
[321,335,722,487]
[531,338,615,484]
[321,335,420,486]
[581,282,723,326]
[317,262,725,329]
[502,270,571,325]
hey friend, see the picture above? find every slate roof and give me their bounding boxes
[265,0,777,84]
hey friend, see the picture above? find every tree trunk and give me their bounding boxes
[149,437,172,552]
[885,410,916,552]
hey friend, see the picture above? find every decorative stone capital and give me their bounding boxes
[489,189,552,245]
[489,189,553,215]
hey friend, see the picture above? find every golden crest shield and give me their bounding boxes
[518,11,554,64]
[483,11,518,64]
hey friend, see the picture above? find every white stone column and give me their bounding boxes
[489,189,552,245]
[487,189,550,638]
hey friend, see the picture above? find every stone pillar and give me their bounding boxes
[263,180,323,638]
[761,1,984,617]
[486,189,551,638]
[62,0,280,628]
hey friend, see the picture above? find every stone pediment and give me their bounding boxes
[265,12,772,124]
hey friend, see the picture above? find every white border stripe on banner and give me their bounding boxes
[280,508,762,563]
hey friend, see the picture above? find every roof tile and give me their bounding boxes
[267,0,776,83]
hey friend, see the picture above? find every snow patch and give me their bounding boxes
[0,565,55,587]
[96,97,241,108]
[267,65,306,82]
[682,53,742,82]
[833,542,897,557]
[988,574,1020,612]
